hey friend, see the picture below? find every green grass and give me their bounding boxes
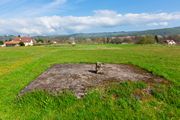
[0,44,180,120]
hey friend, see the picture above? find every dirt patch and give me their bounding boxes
[20,64,167,98]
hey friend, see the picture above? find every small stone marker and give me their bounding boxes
[96,62,103,74]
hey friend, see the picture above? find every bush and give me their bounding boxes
[19,42,25,46]
[137,36,156,44]
[110,39,123,44]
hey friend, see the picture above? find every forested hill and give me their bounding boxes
[70,27,180,37]
[1,27,180,41]
[129,27,180,36]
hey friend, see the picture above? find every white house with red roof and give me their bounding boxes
[4,36,34,47]
[166,40,176,45]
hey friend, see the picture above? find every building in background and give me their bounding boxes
[4,36,34,47]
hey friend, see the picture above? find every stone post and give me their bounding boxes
[96,62,103,74]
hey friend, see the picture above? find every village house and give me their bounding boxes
[166,40,176,45]
[4,36,34,47]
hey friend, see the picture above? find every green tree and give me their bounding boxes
[19,42,25,46]
[35,38,44,43]
[137,36,156,44]
[155,35,159,43]
[0,41,3,45]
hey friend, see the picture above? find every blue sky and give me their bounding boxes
[0,0,180,35]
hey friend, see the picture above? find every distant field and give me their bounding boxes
[0,44,179,120]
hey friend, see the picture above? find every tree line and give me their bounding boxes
[34,35,180,45]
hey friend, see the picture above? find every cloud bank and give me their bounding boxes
[1,10,180,35]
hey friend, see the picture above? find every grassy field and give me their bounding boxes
[0,44,179,120]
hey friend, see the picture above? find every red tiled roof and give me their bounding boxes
[5,36,33,45]
[5,41,20,45]
[13,37,33,43]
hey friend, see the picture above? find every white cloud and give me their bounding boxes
[45,0,67,9]
[4,0,68,17]
[1,10,180,35]
[94,10,119,17]
[147,22,169,27]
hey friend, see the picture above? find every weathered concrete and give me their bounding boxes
[20,64,166,98]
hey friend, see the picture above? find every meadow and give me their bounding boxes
[0,44,179,120]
